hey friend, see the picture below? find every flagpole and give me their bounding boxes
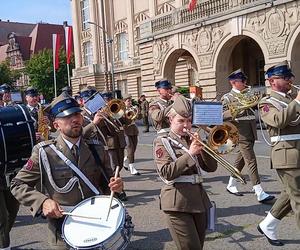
[53,65,57,97]
[52,34,58,97]
[67,63,71,87]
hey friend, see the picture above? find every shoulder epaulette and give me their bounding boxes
[37,139,55,148]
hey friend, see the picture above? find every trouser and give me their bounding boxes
[47,217,68,249]
[125,135,138,163]
[271,169,300,229]
[107,148,125,173]
[234,140,260,185]
[164,211,207,250]
[0,189,19,248]
[142,115,149,131]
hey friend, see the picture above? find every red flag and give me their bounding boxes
[188,0,197,11]
[52,34,61,70]
[65,26,73,65]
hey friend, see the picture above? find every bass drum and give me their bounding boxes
[0,104,36,175]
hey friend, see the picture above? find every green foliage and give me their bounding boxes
[25,48,74,101]
[177,86,189,97]
[0,61,13,85]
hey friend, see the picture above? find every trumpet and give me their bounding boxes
[290,84,300,91]
[183,126,246,184]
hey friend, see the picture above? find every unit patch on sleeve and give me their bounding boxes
[156,148,164,158]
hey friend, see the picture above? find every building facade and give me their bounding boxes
[70,0,300,99]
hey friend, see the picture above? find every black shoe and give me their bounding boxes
[123,166,129,171]
[226,189,244,196]
[118,191,128,202]
[257,225,284,246]
[259,195,275,204]
[143,130,149,133]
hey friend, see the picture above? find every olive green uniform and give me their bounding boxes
[10,135,112,249]
[222,89,260,185]
[140,99,150,131]
[154,131,218,250]
[259,90,300,227]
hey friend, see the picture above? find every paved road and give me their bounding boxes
[10,126,300,249]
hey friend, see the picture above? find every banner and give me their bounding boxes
[52,34,61,71]
[65,26,73,65]
[188,0,197,11]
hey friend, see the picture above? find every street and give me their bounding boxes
[10,125,300,250]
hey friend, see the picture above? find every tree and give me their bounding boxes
[0,61,13,85]
[25,48,74,101]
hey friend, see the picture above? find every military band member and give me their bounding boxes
[61,86,72,96]
[0,84,13,107]
[257,61,300,246]
[25,87,39,130]
[10,94,123,249]
[149,79,173,134]
[123,94,140,175]
[222,69,274,203]
[139,94,150,133]
[154,95,218,250]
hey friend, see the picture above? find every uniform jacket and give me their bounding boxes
[259,91,300,169]
[221,89,257,141]
[10,134,113,217]
[149,97,173,131]
[154,131,218,213]
[140,100,149,116]
[26,105,39,131]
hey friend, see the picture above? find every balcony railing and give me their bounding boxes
[139,0,276,40]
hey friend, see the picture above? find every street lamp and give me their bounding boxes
[88,21,115,93]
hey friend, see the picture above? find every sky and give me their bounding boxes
[0,0,72,25]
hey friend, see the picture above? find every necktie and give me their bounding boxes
[71,144,79,164]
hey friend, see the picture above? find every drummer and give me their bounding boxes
[0,84,13,107]
[10,93,124,249]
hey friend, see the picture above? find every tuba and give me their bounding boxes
[125,106,139,120]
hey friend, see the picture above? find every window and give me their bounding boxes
[118,33,128,61]
[81,0,90,31]
[255,59,265,86]
[117,79,128,96]
[83,41,93,66]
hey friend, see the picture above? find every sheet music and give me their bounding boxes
[84,92,106,114]
[192,102,223,125]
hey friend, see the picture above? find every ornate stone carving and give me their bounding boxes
[196,28,212,53]
[246,5,300,57]
[199,53,213,68]
[152,39,173,75]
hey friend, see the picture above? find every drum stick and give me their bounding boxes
[62,212,101,220]
[106,165,120,221]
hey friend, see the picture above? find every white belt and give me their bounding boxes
[270,134,300,142]
[235,115,256,121]
[173,174,203,184]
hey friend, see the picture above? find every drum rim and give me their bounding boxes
[62,195,126,249]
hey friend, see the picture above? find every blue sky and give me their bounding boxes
[0,0,72,25]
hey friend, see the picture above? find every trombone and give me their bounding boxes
[183,124,246,184]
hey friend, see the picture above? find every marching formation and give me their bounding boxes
[0,60,300,250]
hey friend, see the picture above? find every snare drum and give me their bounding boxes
[0,104,36,176]
[62,195,134,249]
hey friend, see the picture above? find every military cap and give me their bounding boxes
[123,93,132,100]
[172,95,192,118]
[45,93,82,119]
[265,60,294,79]
[24,86,38,97]
[0,84,11,93]
[61,86,72,96]
[80,86,97,100]
[228,69,248,81]
[154,79,172,89]
[101,91,113,99]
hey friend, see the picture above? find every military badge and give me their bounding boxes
[25,159,34,171]
[263,104,270,113]
[156,148,164,158]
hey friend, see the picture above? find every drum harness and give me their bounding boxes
[39,143,102,203]
[156,136,203,186]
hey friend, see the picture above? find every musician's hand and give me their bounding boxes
[171,92,180,100]
[188,133,203,156]
[93,111,105,125]
[109,177,123,193]
[42,198,63,218]
[35,132,41,141]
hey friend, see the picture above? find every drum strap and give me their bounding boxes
[39,147,85,199]
[48,144,100,195]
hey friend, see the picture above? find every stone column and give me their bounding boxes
[126,0,134,58]
[89,0,100,65]
[174,0,183,8]
[149,0,157,17]
[70,0,81,68]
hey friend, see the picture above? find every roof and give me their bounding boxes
[0,20,35,46]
